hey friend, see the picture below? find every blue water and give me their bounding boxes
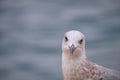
[0,0,120,80]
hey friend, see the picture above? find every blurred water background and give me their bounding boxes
[0,0,120,80]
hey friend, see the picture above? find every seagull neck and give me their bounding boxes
[62,52,87,61]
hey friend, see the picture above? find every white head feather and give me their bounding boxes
[62,30,86,59]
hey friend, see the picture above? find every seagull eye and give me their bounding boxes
[65,36,68,42]
[79,39,83,44]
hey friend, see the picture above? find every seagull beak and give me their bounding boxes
[69,44,76,54]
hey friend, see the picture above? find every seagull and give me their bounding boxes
[62,30,120,80]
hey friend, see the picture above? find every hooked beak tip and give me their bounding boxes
[69,44,76,54]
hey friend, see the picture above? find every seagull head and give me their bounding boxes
[62,30,86,58]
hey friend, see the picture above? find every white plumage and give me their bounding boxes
[62,30,120,80]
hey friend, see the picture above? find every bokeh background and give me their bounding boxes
[0,0,120,80]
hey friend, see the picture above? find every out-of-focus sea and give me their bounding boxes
[0,0,120,80]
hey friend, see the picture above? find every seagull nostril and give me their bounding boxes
[71,44,74,47]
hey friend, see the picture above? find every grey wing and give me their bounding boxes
[101,68,120,80]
